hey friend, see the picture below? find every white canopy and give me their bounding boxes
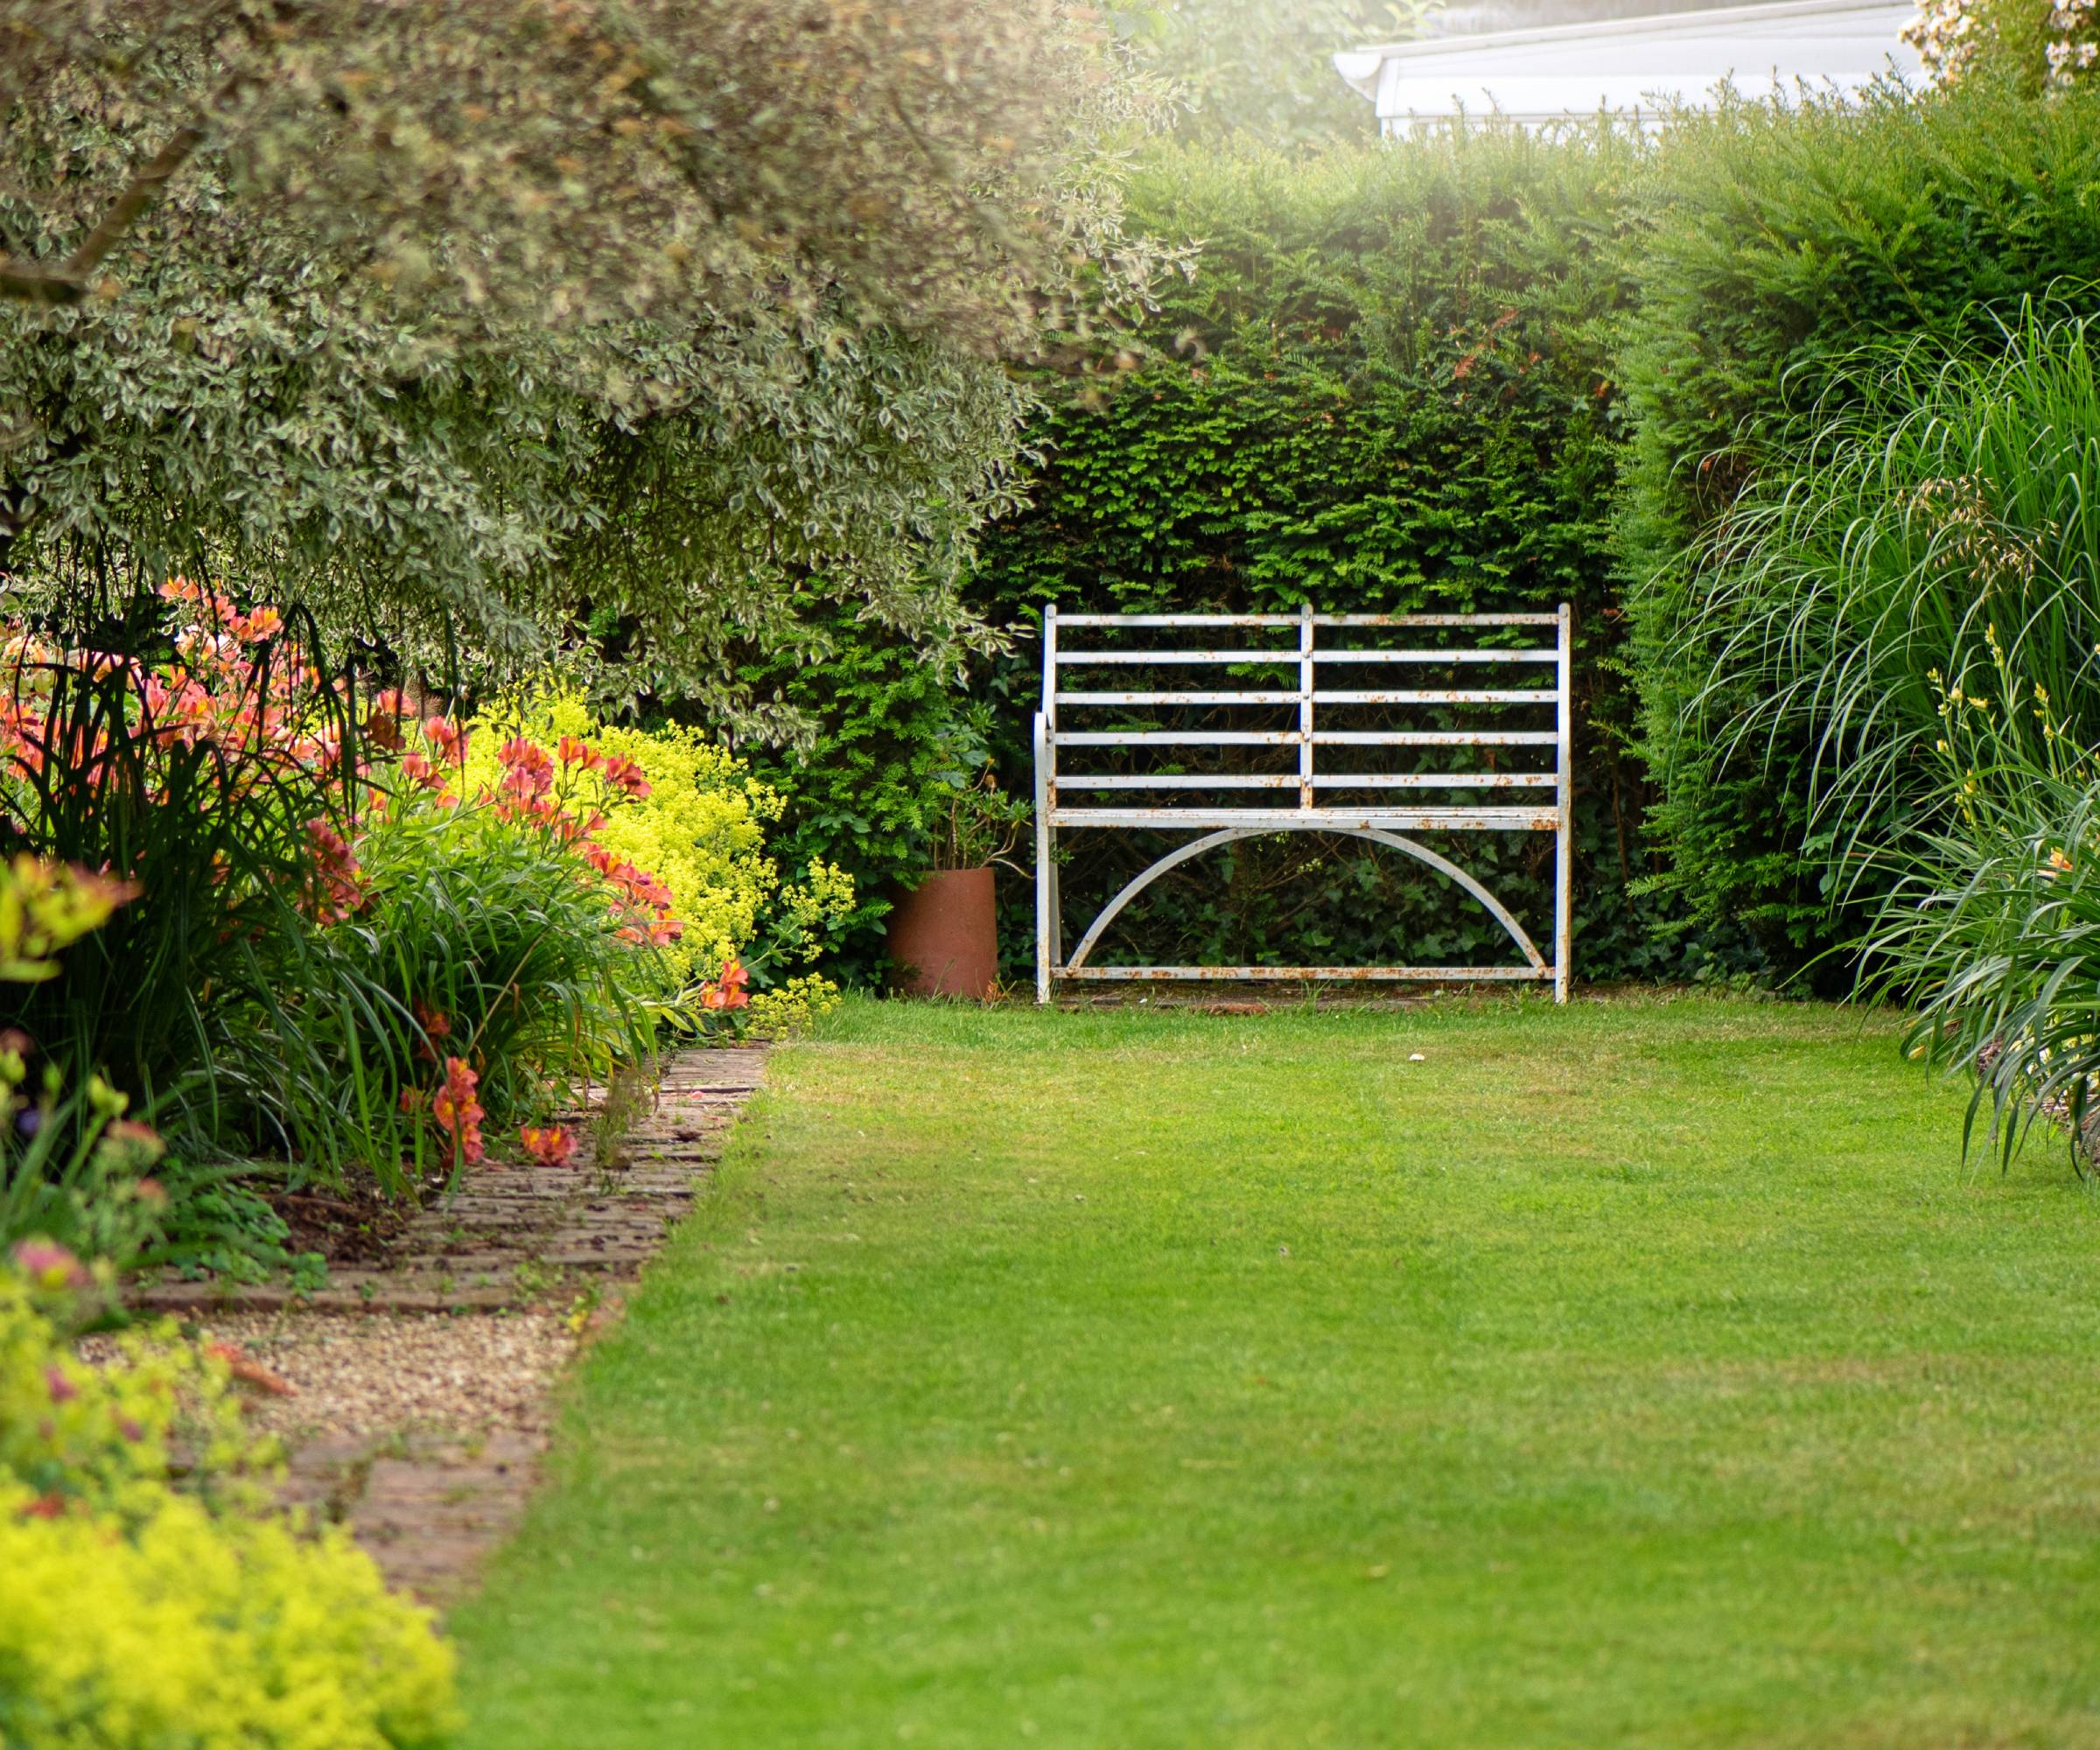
[1333,0,1924,131]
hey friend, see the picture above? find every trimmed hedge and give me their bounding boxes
[1614,75,2100,969]
[964,130,1744,981]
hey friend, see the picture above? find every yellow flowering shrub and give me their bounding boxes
[744,973,844,1042]
[1,1263,269,1524]
[458,690,851,1030]
[0,1482,459,1750]
[0,1264,459,1748]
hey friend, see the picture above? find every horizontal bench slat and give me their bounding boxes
[1054,613,1298,627]
[1313,730,1559,746]
[1053,730,1301,746]
[1054,649,1296,665]
[1051,612,1562,627]
[1056,774,1298,789]
[1059,963,1553,982]
[1315,690,1558,705]
[1051,807,1559,830]
[1048,729,1564,747]
[1311,773,1557,789]
[1057,690,1300,706]
[1317,613,1561,627]
[1055,689,1558,707]
[1054,648,1560,665]
[1311,648,1558,664]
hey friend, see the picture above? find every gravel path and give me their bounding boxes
[117,1310,578,1442]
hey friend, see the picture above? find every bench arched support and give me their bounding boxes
[1063,827,1547,977]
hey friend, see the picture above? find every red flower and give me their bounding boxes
[700,959,751,1012]
[304,817,366,924]
[600,755,652,799]
[430,1055,485,1168]
[518,1124,576,1167]
[412,1001,452,1062]
[556,736,603,771]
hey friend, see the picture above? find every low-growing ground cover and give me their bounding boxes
[452,997,2100,1747]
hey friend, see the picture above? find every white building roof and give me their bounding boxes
[1333,0,1923,130]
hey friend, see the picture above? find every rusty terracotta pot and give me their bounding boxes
[886,865,998,999]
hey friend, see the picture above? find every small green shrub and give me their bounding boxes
[0,1488,459,1750]
[732,602,1004,985]
[0,1255,268,1522]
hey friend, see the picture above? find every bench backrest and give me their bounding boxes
[1038,604,1570,832]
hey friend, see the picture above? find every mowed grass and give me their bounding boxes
[450,996,2100,1748]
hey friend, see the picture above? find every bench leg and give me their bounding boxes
[1035,715,1054,1005]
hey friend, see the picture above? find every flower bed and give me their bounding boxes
[0,582,848,1272]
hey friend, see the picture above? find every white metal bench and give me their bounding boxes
[1032,604,1572,1002]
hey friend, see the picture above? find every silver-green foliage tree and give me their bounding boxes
[0,0,1172,715]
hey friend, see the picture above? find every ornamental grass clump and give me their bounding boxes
[1862,652,2100,1169]
[1672,312,2100,921]
[1679,312,2100,1166]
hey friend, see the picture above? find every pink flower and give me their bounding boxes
[497,736,555,802]
[45,1366,76,1404]
[399,751,444,789]
[422,717,466,764]
[304,818,366,925]
[10,1239,89,1292]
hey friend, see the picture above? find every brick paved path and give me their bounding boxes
[145,1047,765,1604]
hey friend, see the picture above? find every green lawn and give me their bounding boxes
[450,996,2100,1747]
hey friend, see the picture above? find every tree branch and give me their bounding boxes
[0,60,241,304]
